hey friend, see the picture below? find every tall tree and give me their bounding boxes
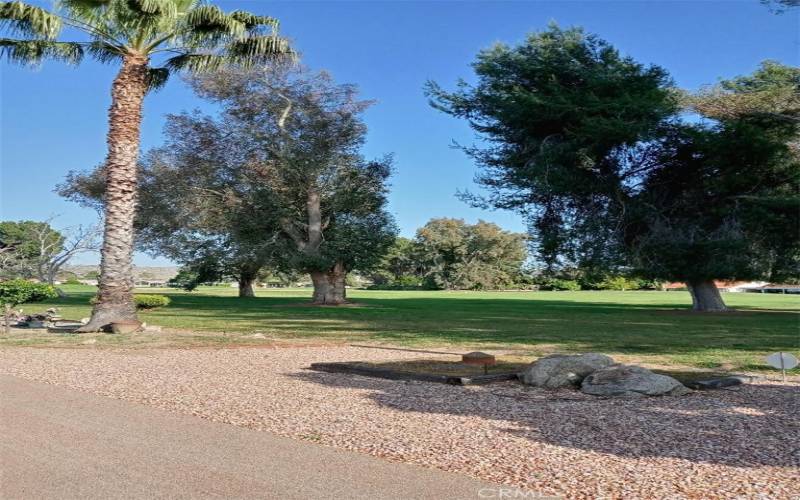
[61,110,288,298]
[415,218,527,290]
[188,66,397,304]
[426,24,675,271]
[1,0,291,330]
[0,219,100,284]
[427,26,799,310]
[626,62,800,310]
[368,237,421,287]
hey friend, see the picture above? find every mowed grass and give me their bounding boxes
[4,284,799,371]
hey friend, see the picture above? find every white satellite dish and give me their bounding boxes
[765,352,798,381]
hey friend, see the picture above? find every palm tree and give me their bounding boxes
[0,0,292,330]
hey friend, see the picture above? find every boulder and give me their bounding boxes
[581,364,691,397]
[519,353,614,388]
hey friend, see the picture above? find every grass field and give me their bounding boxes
[3,284,798,371]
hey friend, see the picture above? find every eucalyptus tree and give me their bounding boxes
[190,67,397,304]
[0,0,291,329]
[60,112,288,298]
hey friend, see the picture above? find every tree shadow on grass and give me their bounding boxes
[291,369,800,467]
[40,291,800,359]
[167,295,798,355]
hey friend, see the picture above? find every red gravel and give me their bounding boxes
[1,346,797,499]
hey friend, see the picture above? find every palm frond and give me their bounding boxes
[164,52,226,72]
[0,38,83,64]
[125,0,177,17]
[86,39,123,63]
[228,11,278,33]
[58,0,111,25]
[146,65,169,90]
[0,1,62,39]
[225,34,293,67]
[59,0,112,10]
[185,5,244,38]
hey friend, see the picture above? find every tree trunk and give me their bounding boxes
[238,274,256,298]
[687,279,729,312]
[310,262,347,305]
[4,304,10,334]
[79,56,149,332]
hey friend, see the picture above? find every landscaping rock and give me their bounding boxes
[581,364,691,397]
[519,353,614,388]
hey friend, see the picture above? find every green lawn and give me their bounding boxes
[4,284,799,371]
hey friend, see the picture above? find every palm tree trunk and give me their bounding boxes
[79,56,149,332]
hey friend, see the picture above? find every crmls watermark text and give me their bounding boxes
[477,487,563,499]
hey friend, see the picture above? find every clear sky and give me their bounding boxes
[1,0,797,265]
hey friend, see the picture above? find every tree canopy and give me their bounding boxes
[0,219,99,284]
[427,24,799,310]
[415,218,527,290]
[187,66,397,304]
[368,219,528,290]
[1,0,293,329]
[62,65,397,304]
[0,0,291,84]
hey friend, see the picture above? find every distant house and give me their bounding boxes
[716,281,769,293]
[135,280,167,287]
[755,284,800,294]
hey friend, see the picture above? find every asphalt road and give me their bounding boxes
[0,375,501,500]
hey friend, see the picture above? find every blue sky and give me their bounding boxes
[1,0,797,265]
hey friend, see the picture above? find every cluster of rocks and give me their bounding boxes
[10,308,64,329]
[519,353,691,397]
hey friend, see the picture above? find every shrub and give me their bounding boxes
[168,268,200,291]
[595,276,642,291]
[134,294,171,309]
[0,280,59,331]
[0,279,58,308]
[89,294,171,309]
[367,275,424,290]
[539,278,581,291]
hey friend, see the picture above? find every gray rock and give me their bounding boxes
[686,375,761,390]
[519,353,614,388]
[581,364,691,397]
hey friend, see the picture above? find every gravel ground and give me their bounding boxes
[1,346,798,499]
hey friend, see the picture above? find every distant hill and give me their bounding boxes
[64,265,179,281]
